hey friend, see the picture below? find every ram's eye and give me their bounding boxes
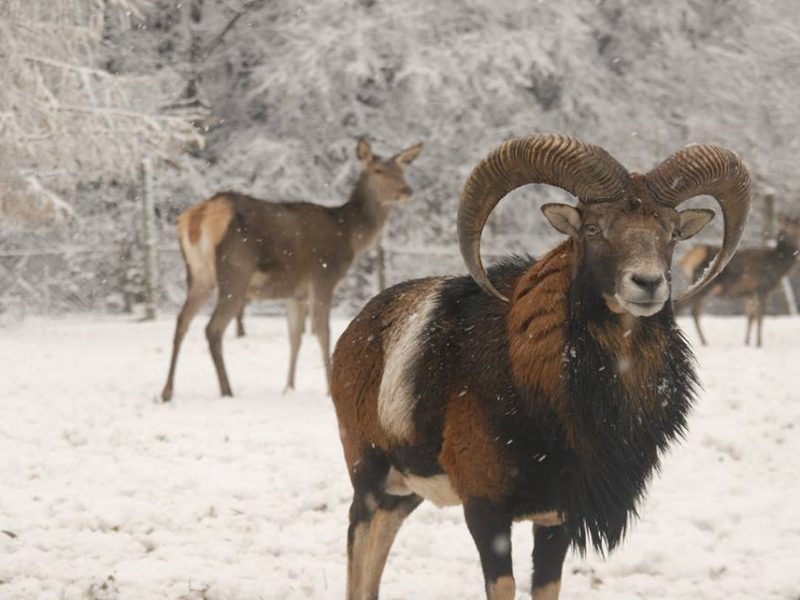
[585,224,600,236]
[672,229,681,240]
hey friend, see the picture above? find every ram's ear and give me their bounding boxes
[677,208,715,240]
[542,203,581,236]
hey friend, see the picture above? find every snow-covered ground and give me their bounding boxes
[1,314,798,600]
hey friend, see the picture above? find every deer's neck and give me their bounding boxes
[336,178,392,255]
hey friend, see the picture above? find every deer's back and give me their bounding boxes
[229,192,355,280]
[697,245,795,297]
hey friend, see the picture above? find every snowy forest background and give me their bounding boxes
[2,0,799,316]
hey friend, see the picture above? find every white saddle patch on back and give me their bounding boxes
[378,282,442,440]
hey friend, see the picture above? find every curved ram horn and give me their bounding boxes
[645,144,751,302]
[457,134,631,302]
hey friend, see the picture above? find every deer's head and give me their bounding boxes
[777,214,800,249]
[356,138,423,205]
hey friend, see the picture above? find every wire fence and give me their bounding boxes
[1,236,798,319]
[0,238,504,317]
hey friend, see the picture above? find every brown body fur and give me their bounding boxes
[438,388,512,502]
[334,243,676,501]
[507,243,572,436]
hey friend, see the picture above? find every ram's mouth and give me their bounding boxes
[615,296,665,317]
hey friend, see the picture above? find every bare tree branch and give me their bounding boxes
[201,0,259,58]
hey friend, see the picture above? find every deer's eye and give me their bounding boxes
[585,224,600,237]
[672,228,681,240]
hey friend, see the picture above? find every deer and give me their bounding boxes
[678,213,800,347]
[160,138,423,402]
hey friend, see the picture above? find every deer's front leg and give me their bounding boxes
[531,523,569,599]
[464,500,515,600]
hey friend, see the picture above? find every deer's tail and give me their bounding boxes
[176,195,235,290]
[674,244,718,314]
[679,244,717,282]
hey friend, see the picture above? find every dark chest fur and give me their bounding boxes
[404,259,698,554]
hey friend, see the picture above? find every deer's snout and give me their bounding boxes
[394,185,414,203]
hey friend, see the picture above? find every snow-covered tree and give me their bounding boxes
[0,0,203,222]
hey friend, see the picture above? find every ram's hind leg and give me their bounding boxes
[531,524,570,599]
[346,450,421,600]
[358,494,422,599]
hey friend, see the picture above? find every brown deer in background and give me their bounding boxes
[678,214,800,347]
[161,138,423,401]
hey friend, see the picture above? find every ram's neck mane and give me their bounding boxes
[507,239,698,554]
[507,240,573,419]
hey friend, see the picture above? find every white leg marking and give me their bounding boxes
[487,575,516,600]
[515,511,563,527]
[347,521,369,600]
[360,509,407,598]
[533,580,561,600]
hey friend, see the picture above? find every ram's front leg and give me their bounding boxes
[464,499,515,600]
[531,524,570,599]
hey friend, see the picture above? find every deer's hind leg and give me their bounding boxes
[310,282,335,394]
[205,264,252,397]
[162,272,214,402]
[691,297,708,346]
[284,298,308,392]
[745,295,756,345]
[235,303,247,337]
[756,292,767,348]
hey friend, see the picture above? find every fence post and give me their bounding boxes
[375,242,386,293]
[140,158,158,320]
[762,194,775,243]
[782,277,798,316]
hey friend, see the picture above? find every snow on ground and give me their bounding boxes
[1,313,798,600]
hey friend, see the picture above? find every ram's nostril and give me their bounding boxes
[631,273,664,293]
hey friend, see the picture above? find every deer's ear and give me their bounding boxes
[356,138,373,165]
[542,203,581,236]
[677,209,715,241]
[393,142,423,168]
